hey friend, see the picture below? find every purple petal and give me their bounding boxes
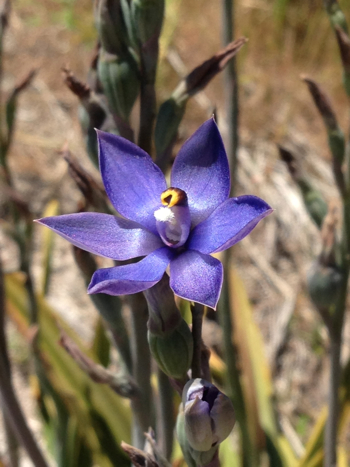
[97,130,167,233]
[170,250,223,309]
[36,213,163,260]
[188,195,272,254]
[184,398,213,451]
[171,119,230,226]
[88,247,174,295]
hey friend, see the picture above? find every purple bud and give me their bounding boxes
[182,379,235,452]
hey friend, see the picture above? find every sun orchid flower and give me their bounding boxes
[37,119,272,309]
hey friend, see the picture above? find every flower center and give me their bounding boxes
[154,187,191,248]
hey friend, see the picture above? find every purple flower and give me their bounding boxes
[181,378,236,451]
[37,119,272,309]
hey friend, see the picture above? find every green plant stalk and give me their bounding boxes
[218,250,259,467]
[221,0,239,189]
[156,367,174,459]
[138,39,158,155]
[325,336,342,467]
[128,293,154,448]
[220,1,256,465]
[138,79,157,155]
[190,302,204,379]
[324,193,350,466]
[0,9,5,176]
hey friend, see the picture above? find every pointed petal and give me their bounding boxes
[170,250,223,309]
[171,119,230,226]
[36,213,163,260]
[185,397,213,451]
[97,130,167,233]
[36,212,163,261]
[210,393,236,445]
[88,247,174,295]
[188,195,272,254]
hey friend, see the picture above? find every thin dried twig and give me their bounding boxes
[59,329,139,399]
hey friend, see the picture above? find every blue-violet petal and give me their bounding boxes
[97,130,167,233]
[171,119,230,226]
[188,195,272,254]
[36,213,163,260]
[170,250,223,309]
[88,247,174,295]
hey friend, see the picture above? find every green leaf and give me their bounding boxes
[5,70,35,153]
[5,273,131,467]
[91,317,110,368]
[229,267,297,465]
[297,357,350,466]
[39,200,59,295]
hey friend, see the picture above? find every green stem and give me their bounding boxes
[325,336,341,467]
[191,303,204,379]
[128,293,154,448]
[218,249,258,467]
[323,196,350,466]
[156,368,174,459]
[222,0,239,190]
[220,2,255,465]
[138,80,156,155]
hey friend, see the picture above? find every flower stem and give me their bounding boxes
[325,335,341,467]
[218,249,259,467]
[156,367,174,459]
[221,0,239,189]
[323,190,350,465]
[128,293,154,448]
[138,81,156,155]
[191,302,204,379]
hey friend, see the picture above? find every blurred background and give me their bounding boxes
[1,0,349,464]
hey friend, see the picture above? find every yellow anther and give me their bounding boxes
[161,187,187,207]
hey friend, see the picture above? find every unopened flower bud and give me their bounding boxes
[176,406,217,467]
[307,263,343,314]
[131,0,164,45]
[154,38,246,171]
[182,379,235,452]
[148,318,193,379]
[94,0,127,55]
[98,49,139,121]
[144,274,182,336]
